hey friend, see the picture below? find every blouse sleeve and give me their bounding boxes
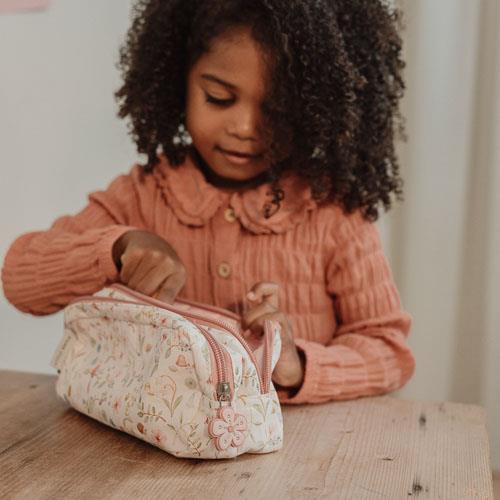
[276,210,415,404]
[1,166,147,315]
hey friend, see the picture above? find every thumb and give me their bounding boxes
[155,272,186,304]
[155,287,177,305]
[246,282,279,309]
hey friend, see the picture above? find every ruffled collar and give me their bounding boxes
[152,153,317,235]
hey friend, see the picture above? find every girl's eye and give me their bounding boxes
[205,93,234,107]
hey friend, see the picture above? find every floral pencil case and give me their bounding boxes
[50,283,284,459]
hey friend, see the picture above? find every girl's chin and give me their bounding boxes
[212,158,266,181]
[190,146,268,183]
[219,166,267,182]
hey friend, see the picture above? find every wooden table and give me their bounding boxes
[0,370,494,499]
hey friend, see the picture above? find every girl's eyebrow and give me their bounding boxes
[200,73,238,91]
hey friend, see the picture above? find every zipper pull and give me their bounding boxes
[217,381,231,406]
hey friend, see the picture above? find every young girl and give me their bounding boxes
[1,0,415,404]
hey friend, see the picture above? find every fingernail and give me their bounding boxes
[247,292,256,300]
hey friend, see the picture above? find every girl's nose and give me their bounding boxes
[226,107,261,141]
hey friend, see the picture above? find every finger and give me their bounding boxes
[246,282,279,309]
[135,258,176,297]
[119,250,143,283]
[242,301,278,331]
[126,253,158,290]
[243,317,266,340]
[120,248,164,284]
[155,269,187,304]
[246,312,294,349]
[247,281,279,302]
[245,311,283,338]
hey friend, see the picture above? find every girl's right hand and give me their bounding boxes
[112,230,187,304]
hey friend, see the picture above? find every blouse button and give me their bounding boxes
[224,207,237,223]
[218,262,232,279]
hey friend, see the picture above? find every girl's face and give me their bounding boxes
[185,27,271,186]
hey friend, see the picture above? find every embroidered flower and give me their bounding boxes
[184,377,197,390]
[152,429,164,445]
[147,375,176,399]
[268,420,280,441]
[208,406,247,451]
[89,364,100,378]
[112,398,121,413]
[176,354,189,367]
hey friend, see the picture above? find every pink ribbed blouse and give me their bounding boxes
[1,153,415,404]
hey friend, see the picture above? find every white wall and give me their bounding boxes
[392,0,482,402]
[0,1,136,372]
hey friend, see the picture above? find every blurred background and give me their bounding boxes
[0,0,499,472]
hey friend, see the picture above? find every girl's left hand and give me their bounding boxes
[242,282,305,389]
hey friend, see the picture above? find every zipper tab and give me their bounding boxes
[217,382,231,403]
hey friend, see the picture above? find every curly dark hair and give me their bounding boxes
[115,0,407,222]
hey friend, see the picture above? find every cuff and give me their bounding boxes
[275,337,322,405]
[96,225,137,282]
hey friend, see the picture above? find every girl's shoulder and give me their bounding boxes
[312,202,382,261]
[97,161,158,193]
[103,156,174,199]
[314,200,375,233]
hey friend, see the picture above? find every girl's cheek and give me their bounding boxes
[188,101,220,135]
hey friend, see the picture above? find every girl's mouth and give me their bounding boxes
[217,147,262,165]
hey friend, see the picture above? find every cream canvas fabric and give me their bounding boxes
[50,284,284,459]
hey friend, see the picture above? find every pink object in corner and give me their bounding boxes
[0,0,49,14]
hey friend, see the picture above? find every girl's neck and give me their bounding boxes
[188,147,269,194]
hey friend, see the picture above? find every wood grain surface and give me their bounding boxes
[0,370,494,499]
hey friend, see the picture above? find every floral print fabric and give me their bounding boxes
[51,287,284,459]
